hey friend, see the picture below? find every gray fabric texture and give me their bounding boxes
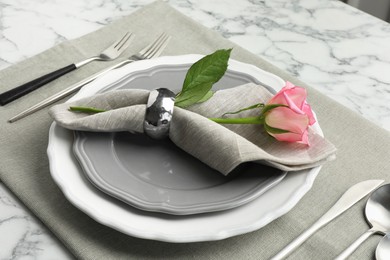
[49,83,336,175]
[0,1,389,259]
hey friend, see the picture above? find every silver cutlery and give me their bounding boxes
[8,33,171,123]
[0,32,133,105]
[271,179,384,260]
[376,233,390,260]
[335,183,390,260]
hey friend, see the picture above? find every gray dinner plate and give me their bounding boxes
[73,63,287,215]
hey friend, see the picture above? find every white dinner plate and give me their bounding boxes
[48,54,322,242]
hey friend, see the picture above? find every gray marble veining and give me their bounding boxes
[0,185,72,259]
[1,0,389,258]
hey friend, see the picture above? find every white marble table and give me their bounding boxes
[1,0,389,258]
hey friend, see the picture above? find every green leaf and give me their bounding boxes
[69,106,106,114]
[196,90,214,104]
[175,49,232,108]
[264,124,290,134]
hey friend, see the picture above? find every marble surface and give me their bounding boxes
[0,0,389,258]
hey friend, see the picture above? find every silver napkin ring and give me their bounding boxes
[144,88,176,140]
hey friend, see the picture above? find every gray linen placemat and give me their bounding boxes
[0,1,389,259]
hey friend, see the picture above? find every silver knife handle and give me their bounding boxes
[270,218,327,260]
[44,59,131,102]
[8,59,132,123]
[270,180,383,260]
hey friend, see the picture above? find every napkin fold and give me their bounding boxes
[49,83,336,175]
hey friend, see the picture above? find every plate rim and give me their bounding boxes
[47,54,322,242]
[74,130,287,214]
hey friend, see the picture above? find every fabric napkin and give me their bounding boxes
[1,1,390,260]
[50,83,336,175]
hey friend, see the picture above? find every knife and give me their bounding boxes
[271,179,384,260]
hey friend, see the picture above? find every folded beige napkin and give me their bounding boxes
[50,83,336,175]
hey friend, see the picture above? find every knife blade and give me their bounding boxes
[271,179,384,260]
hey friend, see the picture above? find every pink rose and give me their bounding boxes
[263,82,316,145]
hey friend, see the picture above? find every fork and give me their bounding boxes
[0,32,133,106]
[8,33,171,123]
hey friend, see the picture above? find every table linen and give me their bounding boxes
[0,1,389,259]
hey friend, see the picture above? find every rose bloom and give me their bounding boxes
[263,82,316,145]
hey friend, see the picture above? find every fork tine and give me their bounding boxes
[147,35,171,59]
[142,33,168,57]
[114,31,132,51]
[143,34,171,59]
[138,33,168,56]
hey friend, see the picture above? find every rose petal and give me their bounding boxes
[267,82,307,109]
[265,107,309,135]
[302,102,316,125]
[299,129,310,145]
[282,91,305,115]
[268,131,305,143]
[283,86,307,109]
[267,87,289,106]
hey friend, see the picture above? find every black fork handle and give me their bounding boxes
[0,64,76,105]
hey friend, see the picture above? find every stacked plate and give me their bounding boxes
[47,55,322,242]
